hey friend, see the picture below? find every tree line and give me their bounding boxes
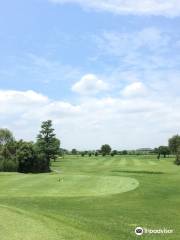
[0,120,60,173]
[1,119,180,173]
[69,136,180,166]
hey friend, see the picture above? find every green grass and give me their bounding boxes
[0,155,180,239]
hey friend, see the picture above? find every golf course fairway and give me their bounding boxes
[0,155,180,239]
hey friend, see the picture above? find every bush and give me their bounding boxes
[17,141,50,173]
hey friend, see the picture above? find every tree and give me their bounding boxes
[59,148,69,157]
[51,138,61,161]
[5,140,17,156]
[1,145,12,160]
[36,120,60,171]
[101,144,111,156]
[0,129,17,172]
[71,149,77,155]
[16,140,47,173]
[122,150,128,155]
[95,151,98,156]
[158,146,170,158]
[111,150,117,156]
[0,143,18,172]
[81,152,85,157]
[169,135,180,165]
[169,135,180,154]
[0,129,14,146]
[16,141,35,173]
[153,148,159,154]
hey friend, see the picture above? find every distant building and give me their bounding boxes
[136,148,153,154]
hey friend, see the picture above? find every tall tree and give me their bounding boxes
[36,120,60,170]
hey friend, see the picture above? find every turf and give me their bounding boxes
[0,174,138,197]
[0,155,180,239]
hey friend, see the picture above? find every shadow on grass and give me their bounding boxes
[112,170,164,174]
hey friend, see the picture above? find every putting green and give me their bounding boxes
[0,173,139,197]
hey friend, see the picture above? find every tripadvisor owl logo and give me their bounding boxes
[135,227,144,236]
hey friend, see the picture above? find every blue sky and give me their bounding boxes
[0,0,180,149]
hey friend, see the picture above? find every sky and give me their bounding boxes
[0,0,180,150]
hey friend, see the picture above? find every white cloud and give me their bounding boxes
[49,0,180,17]
[0,88,180,150]
[94,28,170,59]
[0,90,48,103]
[0,90,48,117]
[0,54,81,87]
[92,27,179,81]
[72,74,109,95]
[121,82,147,97]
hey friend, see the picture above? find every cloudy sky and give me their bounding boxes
[0,0,180,150]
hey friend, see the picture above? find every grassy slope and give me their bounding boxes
[0,155,180,240]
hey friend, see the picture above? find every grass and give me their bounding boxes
[0,155,180,239]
